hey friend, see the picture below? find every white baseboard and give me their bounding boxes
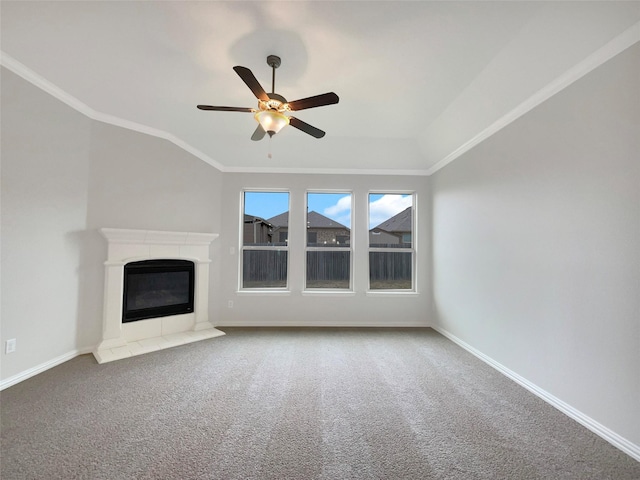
[432,326,640,462]
[215,320,431,328]
[0,347,93,391]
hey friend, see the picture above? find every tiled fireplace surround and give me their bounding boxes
[93,228,225,363]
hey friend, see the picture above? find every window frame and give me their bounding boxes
[239,189,291,292]
[304,190,354,292]
[367,191,416,293]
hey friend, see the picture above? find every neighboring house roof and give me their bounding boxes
[268,211,350,230]
[244,214,272,227]
[307,211,349,229]
[372,207,412,233]
[267,211,289,228]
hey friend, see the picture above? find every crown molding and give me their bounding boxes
[1,52,96,118]
[223,166,430,176]
[425,21,640,176]
[0,51,226,172]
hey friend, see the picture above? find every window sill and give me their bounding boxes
[236,290,291,296]
[366,290,419,297]
[302,290,356,297]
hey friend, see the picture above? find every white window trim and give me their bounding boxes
[303,190,354,292]
[239,189,291,292]
[367,191,417,293]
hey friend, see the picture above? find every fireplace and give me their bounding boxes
[94,228,224,364]
[123,259,195,323]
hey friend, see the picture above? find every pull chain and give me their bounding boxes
[268,136,272,159]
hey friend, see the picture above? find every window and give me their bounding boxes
[368,193,414,290]
[306,192,352,289]
[242,191,289,289]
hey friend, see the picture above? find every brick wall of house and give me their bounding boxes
[308,228,350,245]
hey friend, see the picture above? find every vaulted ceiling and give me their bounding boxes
[2,1,639,175]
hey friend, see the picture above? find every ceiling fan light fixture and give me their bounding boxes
[255,109,289,137]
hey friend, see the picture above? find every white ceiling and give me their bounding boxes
[2,1,639,175]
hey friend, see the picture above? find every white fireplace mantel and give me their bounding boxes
[94,228,224,364]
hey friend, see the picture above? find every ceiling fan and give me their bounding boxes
[197,55,339,140]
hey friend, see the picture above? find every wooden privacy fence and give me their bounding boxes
[242,250,288,287]
[306,251,350,281]
[369,251,412,281]
[243,249,412,285]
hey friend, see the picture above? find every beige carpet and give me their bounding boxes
[2,327,638,479]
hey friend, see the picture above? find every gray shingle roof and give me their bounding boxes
[373,207,412,233]
[267,211,349,230]
[244,214,272,226]
[267,211,289,227]
[307,211,349,229]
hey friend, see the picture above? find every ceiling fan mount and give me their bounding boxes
[197,55,339,140]
[266,54,281,69]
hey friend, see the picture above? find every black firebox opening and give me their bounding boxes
[122,259,195,323]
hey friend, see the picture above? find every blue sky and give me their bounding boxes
[244,192,290,220]
[244,192,412,229]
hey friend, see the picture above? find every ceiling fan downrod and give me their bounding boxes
[267,55,281,94]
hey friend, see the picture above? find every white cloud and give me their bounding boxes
[324,196,351,216]
[324,195,352,228]
[369,194,412,228]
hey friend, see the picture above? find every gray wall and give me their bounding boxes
[1,68,92,379]
[431,44,640,445]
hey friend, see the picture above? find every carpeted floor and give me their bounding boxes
[1,327,638,479]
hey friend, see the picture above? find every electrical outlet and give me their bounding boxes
[5,338,16,354]
[228,300,233,308]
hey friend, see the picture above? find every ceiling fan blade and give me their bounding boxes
[233,66,270,102]
[251,125,266,141]
[287,92,339,111]
[197,105,254,113]
[289,116,326,138]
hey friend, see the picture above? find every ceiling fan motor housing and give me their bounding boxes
[262,93,288,112]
